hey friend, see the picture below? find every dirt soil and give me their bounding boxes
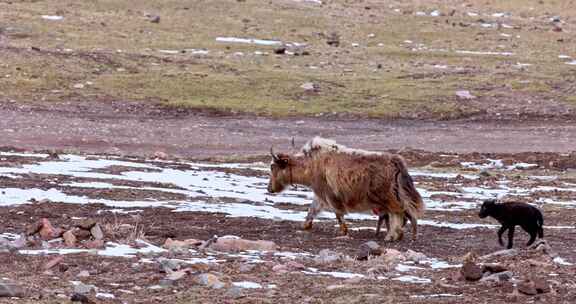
[1,100,575,158]
[0,142,575,304]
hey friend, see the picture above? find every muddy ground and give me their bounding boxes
[0,146,574,304]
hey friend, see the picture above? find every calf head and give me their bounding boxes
[267,148,293,194]
[478,199,497,218]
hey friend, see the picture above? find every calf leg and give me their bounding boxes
[507,225,516,249]
[303,198,323,230]
[522,224,538,247]
[497,225,508,247]
[335,213,348,236]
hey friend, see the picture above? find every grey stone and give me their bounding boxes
[77,270,91,278]
[90,224,104,240]
[479,249,519,261]
[405,249,427,263]
[224,287,245,299]
[166,270,187,281]
[0,282,25,298]
[357,241,382,261]
[158,279,174,288]
[482,263,507,274]
[196,273,225,289]
[461,262,483,281]
[315,249,342,264]
[480,271,513,283]
[158,258,182,273]
[73,283,95,295]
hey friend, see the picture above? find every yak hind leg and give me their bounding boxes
[335,213,348,236]
[303,198,323,231]
[376,214,388,236]
[384,213,404,242]
[405,212,418,241]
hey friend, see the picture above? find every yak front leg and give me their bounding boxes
[335,213,348,236]
[303,198,323,231]
[384,213,404,242]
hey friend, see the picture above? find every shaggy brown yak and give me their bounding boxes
[299,137,422,238]
[267,142,424,241]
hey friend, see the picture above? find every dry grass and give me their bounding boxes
[0,0,575,118]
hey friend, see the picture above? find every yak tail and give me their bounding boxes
[392,156,425,220]
[537,210,544,238]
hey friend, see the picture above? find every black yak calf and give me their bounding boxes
[478,199,544,249]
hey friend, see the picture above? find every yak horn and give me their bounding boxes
[270,146,280,162]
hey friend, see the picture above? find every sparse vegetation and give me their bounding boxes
[1,0,576,118]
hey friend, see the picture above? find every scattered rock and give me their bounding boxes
[300,82,320,93]
[482,263,507,274]
[63,230,77,247]
[90,224,104,240]
[404,250,427,263]
[314,249,343,264]
[196,273,226,289]
[357,241,382,260]
[159,279,175,288]
[77,270,91,278]
[533,278,551,294]
[271,264,288,273]
[460,262,483,281]
[83,240,104,249]
[517,280,538,295]
[163,238,202,250]
[326,32,340,47]
[72,228,92,240]
[39,218,60,240]
[25,221,42,236]
[455,90,476,99]
[73,283,96,295]
[158,258,183,273]
[74,219,97,230]
[224,286,245,299]
[479,249,518,261]
[480,271,513,283]
[0,282,25,298]
[209,237,277,252]
[285,261,306,271]
[166,270,187,281]
[326,284,349,291]
[380,249,405,265]
[274,47,286,55]
[153,151,168,159]
[148,15,161,23]
[530,240,557,257]
[70,293,91,303]
[239,263,256,273]
[43,256,64,270]
[479,169,491,178]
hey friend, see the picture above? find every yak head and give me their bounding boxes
[478,199,497,218]
[267,147,294,194]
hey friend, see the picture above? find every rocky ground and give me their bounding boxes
[0,149,574,303]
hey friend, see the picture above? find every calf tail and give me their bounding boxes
[537,210,544,238]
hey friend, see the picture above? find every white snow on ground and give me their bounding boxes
[0,152,574,231]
